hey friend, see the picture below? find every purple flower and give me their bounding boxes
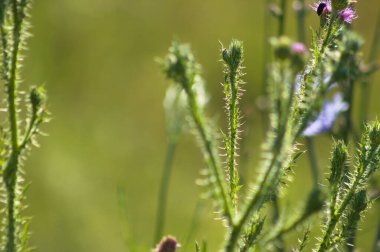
[338,7,357,23]
[303,93,348,137]
[311,0,357,24]
[292,42,308,54]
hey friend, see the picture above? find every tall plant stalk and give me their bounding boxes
[0,1,47,251]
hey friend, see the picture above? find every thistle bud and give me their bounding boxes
[30,86,46,114]
[329,140,348,185]
[222,40,243,72]
[368,121,380,146]
[270,36,292,60]
[154,236,180,252]
[331,0,349,10]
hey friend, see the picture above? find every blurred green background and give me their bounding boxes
[19,0,380,251]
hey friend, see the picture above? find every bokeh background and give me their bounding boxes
[19,0,380,251]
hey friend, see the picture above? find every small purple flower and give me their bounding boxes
[311,0,357,24]
[292,42,308,54]
[338,7,357,23]
[303,93,348,137]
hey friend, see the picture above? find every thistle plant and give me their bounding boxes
[155,0,380,251]
[0,1,47,252]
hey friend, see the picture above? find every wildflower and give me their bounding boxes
[291,42,308,71]
[292,42,308,54]
[303,93,348,136]
[338,7,357,24]
[311,0,357,24]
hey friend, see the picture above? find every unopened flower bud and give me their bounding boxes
[222,40,243,72]
[368,122,380,146]
[30,86,45,114]
[154,236,180,252]
[331,0,349,10]
[270,36,292,60]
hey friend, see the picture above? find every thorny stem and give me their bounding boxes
[227,68,240,212]
[226,15,340,251]
[226,135,286,251]
[3,1,23,251]
[318,185,357,251]
[185,87,233,225]
[317,166,364,251]
[154,141,177,244]
[1,0,30,251]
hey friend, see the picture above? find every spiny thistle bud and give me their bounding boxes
[352,190,368,213]
[368,121,380,146]
[270,36,292,60]
[329,140,348,189]
[222,40,243,72]
[154,236,180,252]
[331,0,349,10]
[161,41,200,90]
[30,86,46,114]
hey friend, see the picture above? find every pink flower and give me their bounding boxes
[292,42,308,54]
[338,7,357,23]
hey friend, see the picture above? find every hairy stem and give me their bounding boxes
[185,87,233,225]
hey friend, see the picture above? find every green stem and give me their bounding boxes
[185,88,233,225]
[2,1,23,251]
[278,0,287,36]
[317,174,361,251]
[227,71,239,211]
[9,0,21,151]
[306,137,319,187]
[225,140,285,251]
[154,141,177,244]
[296,0,306,43]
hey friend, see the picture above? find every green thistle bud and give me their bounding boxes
[222,39,243,72]
[30,86,46,114]
[329,140,348,185]
[331,0,349,10]
[270,36,292,60]
[368,121,380,146]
